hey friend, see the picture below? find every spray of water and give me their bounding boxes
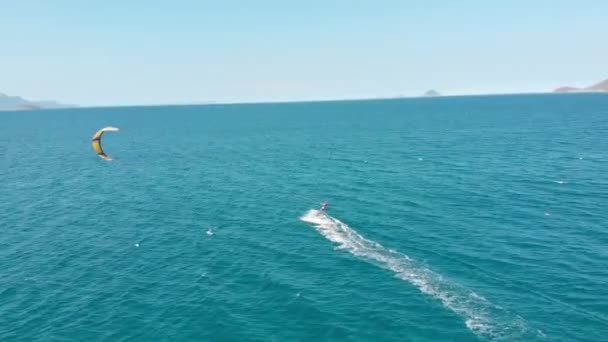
[301,209,543,341]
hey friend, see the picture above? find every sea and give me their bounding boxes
[1,93,607,341]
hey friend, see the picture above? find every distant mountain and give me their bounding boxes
[587,79,608,91]
[424,89,441,97]
[0,93,75,111]
[554,86,579,93]
[553,79,608,93]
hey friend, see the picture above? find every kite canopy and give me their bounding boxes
[91,126,119,160]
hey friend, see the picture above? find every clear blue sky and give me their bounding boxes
[1,0,607,106]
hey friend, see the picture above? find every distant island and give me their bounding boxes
[424,90,441,97]
[554,78,608,93]
[0,93,75,111]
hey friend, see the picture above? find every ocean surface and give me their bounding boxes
[1,94,607,341]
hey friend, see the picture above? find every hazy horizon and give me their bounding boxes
[2,0,607,106]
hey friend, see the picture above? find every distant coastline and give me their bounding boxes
[2,78,606,111]
[0,93,75,111]
[553,78,608,93]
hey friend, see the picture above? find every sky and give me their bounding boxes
[1,0,607,106]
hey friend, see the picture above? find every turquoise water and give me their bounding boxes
[1,94,608,341]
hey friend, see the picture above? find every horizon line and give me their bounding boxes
[3,90,607,112]
[60,90,580,110]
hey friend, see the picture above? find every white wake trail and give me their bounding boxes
[301,209,543,341]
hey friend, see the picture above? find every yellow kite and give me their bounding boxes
[91,126,119,160]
